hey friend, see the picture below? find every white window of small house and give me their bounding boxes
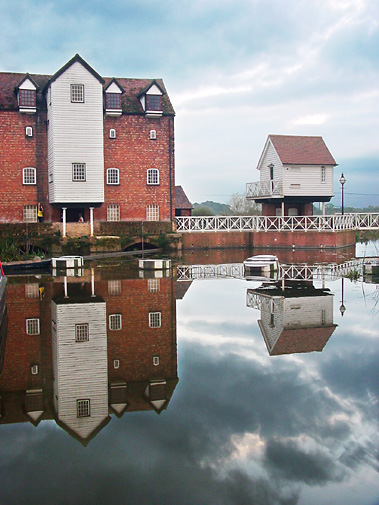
[26,318,40,335]
[23,167,36,185]
[107,204,120,222]
[146,204,159,221]
[72,163,86,181]
[321,166,326,183]
[23,205,37,223]
[107,168,119,185]
[109,314,122,330]
[71,84,84,103]
[75,323,89,342]
[77,399,90,418]
[147,168,159,185]
[149,312,161,328]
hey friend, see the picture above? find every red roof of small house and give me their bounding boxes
[175,185,193,210]
[269,325,337,355]
[269,135,337,166]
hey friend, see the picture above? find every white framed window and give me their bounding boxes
[147,278,160,293]
[109,314,122,330]
[71,84,84,103]
[26,318,40,335]
[77,399,90,418]
[153,356,160,366]
[75,323,89,342]
[113,359,120,369]
[25,283,39,298]
[147,168,159,185]
[108,280,121,295]
[23,205,37,223]
[107,168,119,185]
[107,204,120,222]
[110,128,116,139]
[321,309,326,325]
[25,126,33,137]
[31,364,39,375]
[23,167,36,185]
[72,163,86,181]
[146,204,159,221]
[321,166,326,183]
[149,312,161,328]
[150,130,157,140]
[105,93,121,110]
[19,89,36,108]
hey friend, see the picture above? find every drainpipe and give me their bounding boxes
[90,207,94,237]
[62,207,67,237]
[169,117,173,224]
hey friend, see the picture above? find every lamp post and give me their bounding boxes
[340,277,346,317]
[339,173,346,215]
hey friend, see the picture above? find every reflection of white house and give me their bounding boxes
[51,293,109,445]
[247,282,337,355]
[246,135,337,217]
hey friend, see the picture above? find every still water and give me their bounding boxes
[0,245,378,505]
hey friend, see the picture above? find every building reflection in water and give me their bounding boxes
[247,280,337,356]
[0,270,179,446]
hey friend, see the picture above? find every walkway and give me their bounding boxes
[176,213,379,232]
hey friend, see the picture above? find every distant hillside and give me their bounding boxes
[192,201,232,216]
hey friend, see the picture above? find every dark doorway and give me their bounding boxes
[66,208,85,222]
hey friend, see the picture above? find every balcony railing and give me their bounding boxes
[246,180,282,199]
[176,213,379,233]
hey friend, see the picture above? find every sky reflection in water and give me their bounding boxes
[0,256,378,505]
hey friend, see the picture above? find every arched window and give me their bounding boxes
[23,167,36,185]
[107,168,120,185]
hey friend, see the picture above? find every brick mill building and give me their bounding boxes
[0,54,175,234]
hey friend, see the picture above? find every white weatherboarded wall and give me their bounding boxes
[47,61,104,204]
[52,299,108,440]
[282,164,334,197]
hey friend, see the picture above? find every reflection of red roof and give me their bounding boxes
[269,135,337,165]
[270,325,337,355]
[175,185,193,210]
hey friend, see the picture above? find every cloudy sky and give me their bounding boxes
[1,0,378,207]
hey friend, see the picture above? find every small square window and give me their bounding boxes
[77,399,90,418]
[19,89,36,108]
[23,205,37,222]
[146,95,162,111]
[106,93,121,109]
[25,126,33,137]
[72,163,86,181]
[146,204,159,221]
[23,167,36,185]
[153,356,160,366]
[108,280,121,295]
[149,312,161,328]
[107,168,119,185]
[107,204,120,222]
[75,323,89,342]
[147,279,160,293]
[31,364,39,375]
[71,84,84,103]
[110,129,116,139]
[113,359,120,369]
[150,130,157,140]
[26,318,40,335]
[109,314,122,330]
[147,169,159,185]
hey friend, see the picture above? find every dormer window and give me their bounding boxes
[19,89,36,108]
[146,95,161,111]
[104,79,124,116]
[106,93,121,110]
[16,75,38,114]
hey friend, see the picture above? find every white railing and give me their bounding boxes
[177,259,368,282]
[176,213,379,233]
[246,180,282,198]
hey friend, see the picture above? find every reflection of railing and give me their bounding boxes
[177,259,367,282]
[246,180,282,198]
[176,213,379,232]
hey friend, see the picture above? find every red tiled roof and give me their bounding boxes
[269,135,337,165]
[175,185,193,209]
[0,66,175,115]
